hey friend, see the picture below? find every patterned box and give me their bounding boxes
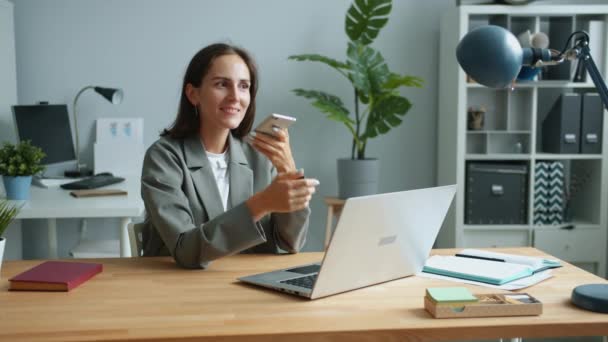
[533,161,565,225]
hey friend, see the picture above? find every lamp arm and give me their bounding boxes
[578,43,608,112]
[72,85,95,171]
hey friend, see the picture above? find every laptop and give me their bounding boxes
[238,184,456,299]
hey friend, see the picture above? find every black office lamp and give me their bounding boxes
[65,86,124,178]
[456,25,608,313]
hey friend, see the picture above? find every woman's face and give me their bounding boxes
[193,54,251,133]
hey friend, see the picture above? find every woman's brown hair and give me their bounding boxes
[162,43,258,139]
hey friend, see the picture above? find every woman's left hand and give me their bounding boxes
[248,129,296,173]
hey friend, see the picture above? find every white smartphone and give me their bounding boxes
[254,113,296,137]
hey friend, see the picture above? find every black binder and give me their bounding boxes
[580,93,604,154]
[542,93,581,154]
[544,17,573,81]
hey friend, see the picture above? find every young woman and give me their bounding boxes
[141,43,318,268]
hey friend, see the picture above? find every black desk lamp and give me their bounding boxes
[65,86,124,178]
[456,25,608,313]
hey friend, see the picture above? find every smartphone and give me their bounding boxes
[254,113,296,137]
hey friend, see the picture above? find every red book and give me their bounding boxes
[8,261,103,291]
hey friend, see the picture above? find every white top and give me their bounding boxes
[205,149,230,211]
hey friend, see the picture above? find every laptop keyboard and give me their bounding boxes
[285,264,320,274]
[281,274,318,289]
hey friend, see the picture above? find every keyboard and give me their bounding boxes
[61,174,125,190]
[280,274,318,289]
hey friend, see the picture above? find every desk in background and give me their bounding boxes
[0,248,606,341]
[12,175,144,258]
[323,196,345,249]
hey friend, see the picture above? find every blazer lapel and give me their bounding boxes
[183,135,224,220]
[228,134,253,209]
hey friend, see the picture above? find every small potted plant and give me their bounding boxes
[0,141,45,200]
[0,199,20,275]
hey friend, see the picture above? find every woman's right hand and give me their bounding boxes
[247,170,319,222]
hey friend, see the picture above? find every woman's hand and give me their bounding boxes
[246,170,319,222]
[248,129,296,173]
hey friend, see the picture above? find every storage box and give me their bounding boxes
[466,162,528,224]
[425,292,542,318]
[533,161,565,225]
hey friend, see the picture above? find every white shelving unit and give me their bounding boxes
[437,4,608,277]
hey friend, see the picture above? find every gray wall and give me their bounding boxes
[10,0,451,257]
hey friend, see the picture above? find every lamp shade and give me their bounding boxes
[456,25,523,88]
[94,87,124,105]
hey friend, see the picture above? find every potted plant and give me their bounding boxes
[0,140,45,200]
[289,0,423,198]
[0,200,20,276]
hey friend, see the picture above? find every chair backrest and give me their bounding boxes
[128,222,145,257]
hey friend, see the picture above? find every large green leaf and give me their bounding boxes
[292,89,353,125]
[288,54,349,70]
[364,94,412,138]
[384,73,424,89]
[345,0,392,45]
[347,42,390,97]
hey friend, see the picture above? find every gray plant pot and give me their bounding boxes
[337,158,379,199]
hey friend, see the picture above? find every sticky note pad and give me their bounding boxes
[426,287,478,303]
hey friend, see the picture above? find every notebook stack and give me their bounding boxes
[422,249,562,286]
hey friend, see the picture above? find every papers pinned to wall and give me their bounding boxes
[94,118,145,176]
[96,118,143,144]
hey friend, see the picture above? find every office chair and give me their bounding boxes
[70,219,120,258]
[128,222,144,257]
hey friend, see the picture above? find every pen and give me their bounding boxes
[454,254,505,263]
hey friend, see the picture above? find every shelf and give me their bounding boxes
[464,223,602,231]
[463,225,530,231]
[438,5,608,276]
[533,222,601,230]
[462,5,608,16]
[467,130,531,134]
[464,153,602,160]
[535,154,603,160]
[465,154,530,160]
[467,81,597,89]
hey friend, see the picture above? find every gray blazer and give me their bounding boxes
[140,133,310,269]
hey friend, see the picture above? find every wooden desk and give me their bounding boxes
[1,248,607,341]
[323,196,345,249]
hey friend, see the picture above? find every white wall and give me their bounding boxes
[10,0,452,257]
[0,0,16,143]
[0,0,21,260]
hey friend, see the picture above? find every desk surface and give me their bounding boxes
[0,248,607,342]
[13,175,144,219]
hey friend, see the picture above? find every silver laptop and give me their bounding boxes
[238,184,456,300]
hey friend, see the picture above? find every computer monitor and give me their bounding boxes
[12,104,77,178]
